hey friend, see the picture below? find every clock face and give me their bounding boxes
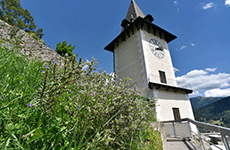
[149,38,165,59]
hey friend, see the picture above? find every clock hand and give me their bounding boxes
[155,47,163,51]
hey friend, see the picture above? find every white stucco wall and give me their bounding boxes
[114,31,148,97]
[154,89,197,133]
[140,30,177,87]
[113,28,197,133]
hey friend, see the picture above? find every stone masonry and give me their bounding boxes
[0,19,64,63]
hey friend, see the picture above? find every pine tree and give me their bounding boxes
[0,0,44,39]
[56,40,76,57]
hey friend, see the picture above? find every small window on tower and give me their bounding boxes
[159,70,167,84]
[172,108,181,121]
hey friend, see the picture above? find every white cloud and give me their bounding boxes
[173,67,180,73]
[109,72,114,77]
[173,1,179,6]
[205,68,217,72]
[191,43,196,46]
[174,1,178,4]
[173,1,179,13]
[190,91,202,97]
[82,65,89,70]
[179,46,187,50]
[202,2,214,10]
[204,88,230,97]
[225,0,230,6]
[178,43,196,50]
[186,69,208,77]
[104,72,116,86]
[176,69,230,97]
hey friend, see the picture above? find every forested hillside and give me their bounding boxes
[193,96,230,127]
[190,96,222,109]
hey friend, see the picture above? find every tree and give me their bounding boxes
[55,40,75,57]
[36,28,44,39]
[0,0,44,39]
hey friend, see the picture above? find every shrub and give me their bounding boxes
[55,40,75,57]
[0,42,157,149]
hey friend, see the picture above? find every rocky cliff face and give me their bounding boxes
[0,19,63,63]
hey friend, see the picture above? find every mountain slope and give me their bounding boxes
[190,96,222,109]
[193,96,230,127]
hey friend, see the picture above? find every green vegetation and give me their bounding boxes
[0,1,163,148]
[193,96,230,128]
[0,38,162,149]
[190,96,222,109]
[140,127,163,150]
[56,40,76,57]
[0,0,44,43]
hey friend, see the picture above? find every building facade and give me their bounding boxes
[104,0,196,132]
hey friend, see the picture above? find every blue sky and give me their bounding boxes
[20,0,230,98]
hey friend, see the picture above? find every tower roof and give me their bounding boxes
[125,0,145,22]
[104,0,177,52]
[105,17,177,52]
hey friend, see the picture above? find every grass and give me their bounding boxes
[0,38,163,149]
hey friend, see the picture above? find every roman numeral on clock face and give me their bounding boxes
[149,38,165,59]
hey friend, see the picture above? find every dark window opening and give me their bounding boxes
[159,70,167,84]
[172,108,181,121]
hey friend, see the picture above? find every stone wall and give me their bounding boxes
[0,19,64,63]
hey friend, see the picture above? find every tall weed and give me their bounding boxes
[0,41,158,149]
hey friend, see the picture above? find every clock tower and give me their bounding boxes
[104,0,196,133]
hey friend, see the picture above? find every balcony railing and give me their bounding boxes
[161,118,230,150]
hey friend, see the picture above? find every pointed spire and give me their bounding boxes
[125,0,145,22]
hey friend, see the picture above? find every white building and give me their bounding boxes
[104,0,196,133]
